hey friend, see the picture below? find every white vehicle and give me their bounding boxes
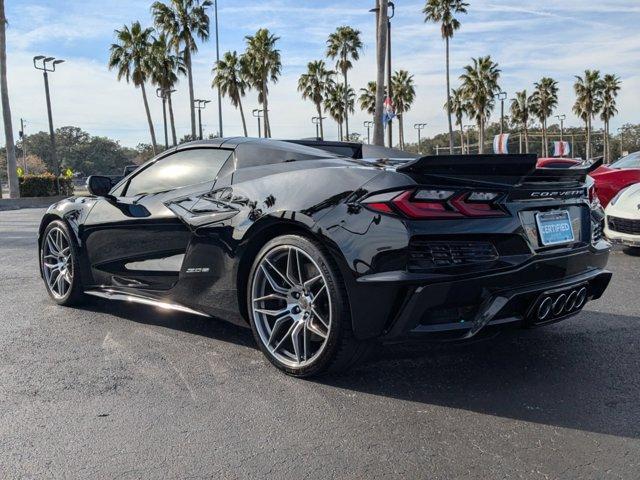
[604,183,640,250]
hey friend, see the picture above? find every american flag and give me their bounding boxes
[383,96,396,124]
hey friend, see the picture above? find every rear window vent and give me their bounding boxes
[409,240,499,270]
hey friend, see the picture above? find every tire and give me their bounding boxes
[41,220,85,306]
[247,234,372,377]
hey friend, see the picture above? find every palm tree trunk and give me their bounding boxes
[542,120,547,157]
[605,119,610,162]
[373,0,387,146]
[0,0,18,198]
[398,114,403,149]
[459,124,464,154]
[238,96,248,137]
[587,117,592,159]
[140,82,157,154]
[343,66,349,140]
[445,36,454,154]
[168,92,177,146]
[185,48,197,138]
[524,125,529,154]
[316,102,324,140]
[262,81,271,138]
[478,118,484,154]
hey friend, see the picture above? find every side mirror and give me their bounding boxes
[87,175,114,197]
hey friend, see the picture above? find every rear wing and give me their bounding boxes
[396,154,602,186]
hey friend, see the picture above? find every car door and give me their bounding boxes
[81,147,233,290]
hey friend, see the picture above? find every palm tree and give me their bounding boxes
[152,0,212,138]
[326,26,363,141]
[531,77,559,157]
[423,0,469,154]
[573,70,602,160]
[298,60,334,140]
[359,81,379,116]
[391,70,416,150]
[213,51,250,137]
[447,87,466,153]
[243,28,281,138]
[600,74,621,162]
[324,83,355,140]
[373,0,389,146]
[459,55,501,154]
[510,90,533,153]
[0,0,18,198]
[109,21,158,153]
[148,32,186,146]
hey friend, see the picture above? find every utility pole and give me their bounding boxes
[414,123,427,154]
[214,0,223,137]
[253,109,265,138]
[364,121,374,144]
[33,55,64,179]
[496,92,507,134]
[194,99,211,140]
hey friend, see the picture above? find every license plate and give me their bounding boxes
[536,210,575,246]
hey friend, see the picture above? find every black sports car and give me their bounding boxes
[38,138,612,377]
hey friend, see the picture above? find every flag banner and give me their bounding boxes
[493,133,509,154]
[383,96,396,124]
[553,141,571,157]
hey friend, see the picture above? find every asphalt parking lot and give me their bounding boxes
[1,208,639,479]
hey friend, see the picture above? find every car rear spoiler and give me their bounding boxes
[396,154,603,186]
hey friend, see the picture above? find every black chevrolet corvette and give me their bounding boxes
[38,138,612,376]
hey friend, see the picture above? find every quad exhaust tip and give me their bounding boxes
[536,286,589,322]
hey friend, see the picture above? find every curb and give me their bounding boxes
[0,196,66,211]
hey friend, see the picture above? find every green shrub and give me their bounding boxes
[19,174,74,197]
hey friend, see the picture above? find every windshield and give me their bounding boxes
[610,151,640,169]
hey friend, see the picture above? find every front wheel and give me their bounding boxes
[247,234,372,377]
[41,220,84,306]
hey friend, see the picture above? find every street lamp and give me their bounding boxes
[370,1,395,148]
[363,120,374,144]
[213,0,223,138]
[193,99,211,140]
[252,109,265,138]
[157,88,169,148]
[555,114,566,156]
[414,123,427,154]
[495,91,507,134]
[33,55,64,178]
[311,116,325,140]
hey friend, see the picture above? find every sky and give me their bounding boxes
[4,0,640,147]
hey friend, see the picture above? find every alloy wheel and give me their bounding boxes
[42,227,73,299]
[251,245,332,368]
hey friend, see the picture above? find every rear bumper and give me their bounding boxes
[352,245,611,340]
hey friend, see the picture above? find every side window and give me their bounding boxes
[124,149,232,196]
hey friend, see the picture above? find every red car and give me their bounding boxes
[537,153,640,206]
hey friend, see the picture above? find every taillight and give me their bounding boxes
[362,188,507,219]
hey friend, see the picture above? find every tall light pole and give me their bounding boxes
[311,116,325,140]
[414,123,427,154]
[555,114,566,157]
[618,127,625,157]
[214,0,223,137]
[193,99,211,140]
[496,91,507,134]
[363,120,374,144]
[252,109,265,138]
[33,55,64,178]
[157,88,169,149]
[386,2,395,148]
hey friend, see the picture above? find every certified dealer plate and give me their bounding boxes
[536,210,575,246]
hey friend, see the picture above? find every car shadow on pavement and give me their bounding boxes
[319,311,640,440]
[83,297,640,440]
